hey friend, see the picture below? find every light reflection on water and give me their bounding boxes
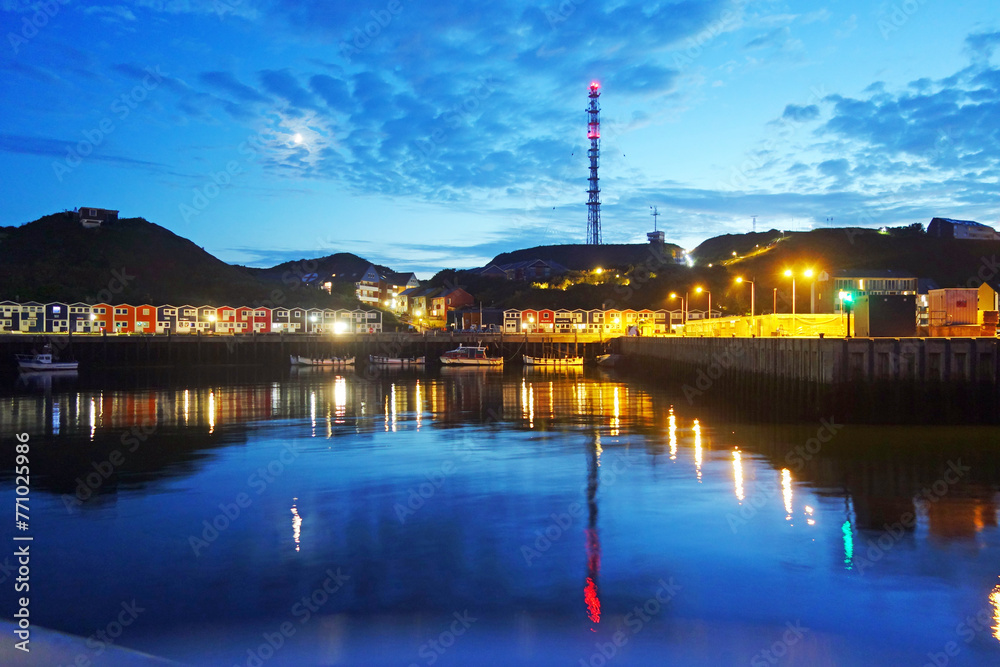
[1,368,999,665]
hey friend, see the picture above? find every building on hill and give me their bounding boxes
[77,207,118,228]
[430,287,473,323]
[473,259,568,281]
[380,270,420,307]
[355,265,381,305]
[818,269,919,313]
[927,217,1000,241]
[352,264,420,307]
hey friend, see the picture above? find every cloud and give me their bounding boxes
[0,132,168,170]
[258,69,319,113]
[744,27,788,50]
[309,74,352,113]
[965,31,1000,59]
[83,5,137,22]
[781,104,819,122]
[198,71,270,104]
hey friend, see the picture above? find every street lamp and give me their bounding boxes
[669,292,686,327]
[803,268,817,314]
[694,286,711,320]
[735,277,755,318]
[783,268,796,317]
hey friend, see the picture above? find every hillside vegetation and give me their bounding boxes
[0,213,359,308]
[489,243,683,271]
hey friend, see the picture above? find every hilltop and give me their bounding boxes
[700,225,999,288]
[489,242,683,271]
[0,213,360,308]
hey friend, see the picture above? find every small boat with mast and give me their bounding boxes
[440,344,503,366]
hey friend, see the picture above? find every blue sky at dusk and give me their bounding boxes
[1,0,998,276]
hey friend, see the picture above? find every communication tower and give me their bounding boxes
[586,82,601,245]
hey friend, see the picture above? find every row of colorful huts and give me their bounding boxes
[0,301,383,335]
[499,307,717,335]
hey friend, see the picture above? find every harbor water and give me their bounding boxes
[1,365,999,665]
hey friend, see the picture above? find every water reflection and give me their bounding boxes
[992,583,1000,641]
[781,468,793,520]
[732,450,744,503]
[585,431,602,628]
[0,365,999,665]
[693,419,702,482]
[291,499,302,553]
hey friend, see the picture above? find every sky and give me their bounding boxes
[1,1,999,276]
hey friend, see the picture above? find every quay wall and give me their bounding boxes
[617,336,1000,423]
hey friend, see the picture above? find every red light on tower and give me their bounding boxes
[590,81,600,90]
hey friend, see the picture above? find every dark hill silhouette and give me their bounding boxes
[0,212,358,308]
[489,243,683,271]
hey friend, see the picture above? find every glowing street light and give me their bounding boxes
[669,292,686,326]
[694,286,711,320]
[735,277,755,318]
[783,269,796,318]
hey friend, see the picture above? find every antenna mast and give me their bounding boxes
[651,206,660,231]
[586,82,601,245]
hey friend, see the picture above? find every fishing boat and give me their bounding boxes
[289,355,354,367]
[523,355,584,367]
[16,353,79,372]
[440,345,503,366]
[369,354,426,366]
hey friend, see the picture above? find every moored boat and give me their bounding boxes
[290,355,354,366]
[369,355,426,366]
[523,355,583,367]
[440,345,503,366]
[16,353,79,372]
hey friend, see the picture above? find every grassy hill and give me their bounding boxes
[0,213,359,308]
[489,242,684,271]
[704,226,1000,288]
